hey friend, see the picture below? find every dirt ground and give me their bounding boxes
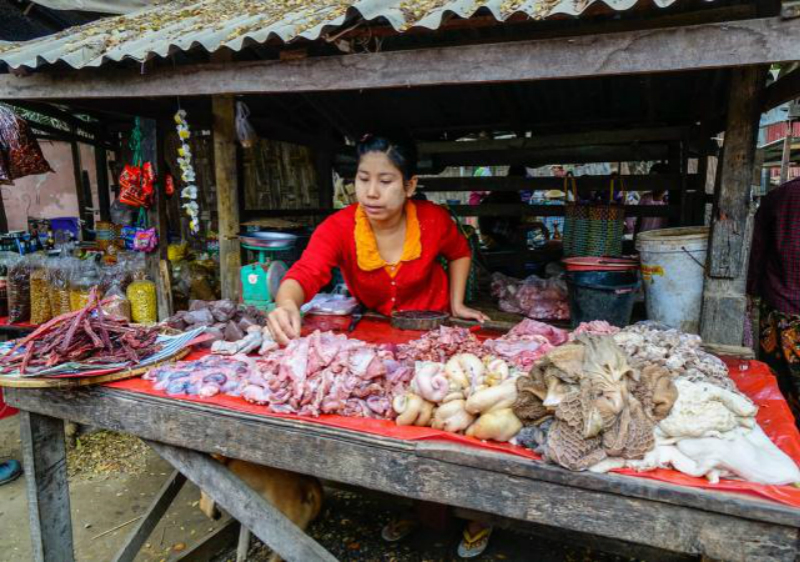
[0,415,680,562]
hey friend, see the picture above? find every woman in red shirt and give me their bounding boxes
[267,135,487,344]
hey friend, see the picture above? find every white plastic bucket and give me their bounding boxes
[635,227,709,334]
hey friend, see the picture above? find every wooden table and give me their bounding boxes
[6,385,800,562]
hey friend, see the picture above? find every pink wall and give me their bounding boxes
[0,140,105,232]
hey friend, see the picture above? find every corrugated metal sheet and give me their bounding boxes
[0,0,684,70]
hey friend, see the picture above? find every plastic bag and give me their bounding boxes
[102,280,132,321]
[127,272,157,324]
[69,262,101,312]
[0,251,19,318]
[29,255,52,325]
[110,199,136,225]
[491,272,569,320]
[7,255,31,323]
[47,257,73,317]
[300,293,359,316]
[235,102,258,148]
[0,106,52,180]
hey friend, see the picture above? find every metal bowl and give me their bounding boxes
[239,231,298,249]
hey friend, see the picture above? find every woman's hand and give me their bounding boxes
[451,303,490,324]
[267,303,302,346]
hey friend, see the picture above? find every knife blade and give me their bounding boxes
[347,305,365,333]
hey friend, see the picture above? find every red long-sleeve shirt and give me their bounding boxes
[747,178,800,314]
[284,201,471,316]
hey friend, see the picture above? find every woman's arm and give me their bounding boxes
[267,280,305,345]
[448,256,489,323]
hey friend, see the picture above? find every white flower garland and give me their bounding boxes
[174,110,200,234]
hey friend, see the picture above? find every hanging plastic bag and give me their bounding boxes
[0,106,52,181]
[131,208,158,253]
[235,101,258,148]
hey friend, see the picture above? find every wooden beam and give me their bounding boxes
[148,441,337,562]
[701,66,767,345]
[419,128,690,154]
[174,520,240,562]
[95,126,111,222]
[420,174,699,193]
[1,17,800,100]
[213,95,242,301]
[762,68,800,111]
[112,471,187,562]
[7,100,95,137]
[8,387,800,561]
[19,412,74,562]
[240,204,677,220]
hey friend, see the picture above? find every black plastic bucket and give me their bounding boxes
[566,271,639,329]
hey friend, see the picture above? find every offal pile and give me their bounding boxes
[144,318,800,485]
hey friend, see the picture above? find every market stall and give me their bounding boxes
[4,314,800,561]
[0,0,799,561]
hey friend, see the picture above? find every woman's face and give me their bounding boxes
[355,151,417,222]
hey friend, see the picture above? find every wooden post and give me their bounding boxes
[779,120,793,185]
[213,94,242,301]
[95,125,111,222]
[69,134,87,234]
[141,118,173,320]
[701,67,766,345]
[20,411,74,562]
[0,187,9,232]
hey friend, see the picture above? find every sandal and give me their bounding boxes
[457,524,493,559]
[381,517,419,542]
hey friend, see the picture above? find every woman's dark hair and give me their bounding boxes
[356,134,418,181]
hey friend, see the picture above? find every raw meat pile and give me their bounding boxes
[164,300,267,348]
[394,326,485,363]
[242,330,413,418]
[144,355,253,397]
[491,273,569,320]
[1,289,161,375]
[571,320,620,338]
[484,319,567,370]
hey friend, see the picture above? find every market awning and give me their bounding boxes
[0,0,692,70]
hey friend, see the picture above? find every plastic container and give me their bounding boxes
[566,271,639,329]
[636,226,709,334]
[563,256,639,272]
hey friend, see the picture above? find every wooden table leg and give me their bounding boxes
[19,411,74,562]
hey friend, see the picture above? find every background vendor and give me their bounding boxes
[267,134,488,345]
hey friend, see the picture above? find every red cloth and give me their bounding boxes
[0,389,17,420]
[748,178,800,314]
[107,318,800,508]
[284,201,471,315]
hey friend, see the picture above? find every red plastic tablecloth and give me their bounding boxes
[107,317,800,508]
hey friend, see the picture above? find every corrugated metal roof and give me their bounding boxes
[0,0,685,70]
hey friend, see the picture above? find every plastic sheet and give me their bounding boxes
[109,320,800,508]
